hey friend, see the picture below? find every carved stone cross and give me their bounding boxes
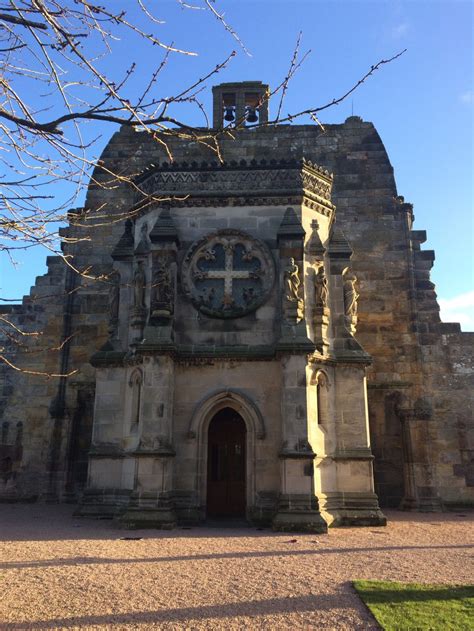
[183,229,274,318]
[204,244,255,305]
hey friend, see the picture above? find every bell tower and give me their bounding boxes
[212,81,269,128]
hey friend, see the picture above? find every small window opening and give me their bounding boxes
[316,373,329,425]
[129,371,142,433]
[222,93,236,124]
[245,92,260,124]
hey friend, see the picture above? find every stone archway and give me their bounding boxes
[188,389,265,518]
[207,407,246,518]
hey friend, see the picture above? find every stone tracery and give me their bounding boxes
[182,229,275,318]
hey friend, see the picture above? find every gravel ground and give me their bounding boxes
[0,505,472,630]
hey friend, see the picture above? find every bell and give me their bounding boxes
[246,107,258,123]
[224,106,235,122]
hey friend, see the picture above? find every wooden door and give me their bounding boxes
[207,408,246,518]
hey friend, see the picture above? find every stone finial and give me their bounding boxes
[111,219,134,260]
[306,219,325,256]
[277,207,305,242]
[327,222,352,259]
[149,206,179,245]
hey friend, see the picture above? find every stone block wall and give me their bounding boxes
[0,117,472,510]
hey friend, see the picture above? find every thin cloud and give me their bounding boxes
[438,290,474,331]
[392,22,409,39]
[460,91,473,104]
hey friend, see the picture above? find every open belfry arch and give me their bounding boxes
[0,82,472,529]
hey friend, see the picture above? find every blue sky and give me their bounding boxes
[1,0,473,328]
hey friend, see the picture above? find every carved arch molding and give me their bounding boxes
[188,389,266,440]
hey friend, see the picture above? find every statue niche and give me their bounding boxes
[311,264,329,355]
[131,260,148,334]
[108,268,120,338]
[283,257,304,321]
[343,270,359,333]
[151,256,174,319]
[313,265,328,310]
[284,257,301,303]
[133,260,147,310]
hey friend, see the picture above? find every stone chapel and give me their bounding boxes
[0,82,472,532]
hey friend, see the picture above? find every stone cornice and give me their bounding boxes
[132,158,335,214]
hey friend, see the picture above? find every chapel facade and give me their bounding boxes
[0,82,472,531]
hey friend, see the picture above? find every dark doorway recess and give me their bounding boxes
[65,388,94,496]
[207,407,246,518]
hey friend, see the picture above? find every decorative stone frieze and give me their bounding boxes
[133,159,335,214]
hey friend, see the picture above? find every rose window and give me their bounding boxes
[181,229,275,318]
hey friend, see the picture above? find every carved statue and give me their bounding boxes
[343,272,359,317]
[133,261,146,309]
[313,265,328,308]
[108,269,120,332]
[109,269,120,319]
[140,222,148,242]
[284,257,301,302]
[151,258,173,313]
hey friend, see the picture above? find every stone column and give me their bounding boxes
[119,355,177,528]
[324,367,386,526]
[319,223,386,526]
[397,403,443,511]
[78,364,131,518]
[273,207,327,533]
[141,206,179,349]
[398,409,419,510]
[273,354,327,533]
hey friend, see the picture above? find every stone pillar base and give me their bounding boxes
[117,491,177,529]
[248,505,276,528]
[319,492,387,527]
[272,493,327,533]
[75,488,132,519]
[272,509,328,533]
[399,495,444,512]
[118,507,177,529]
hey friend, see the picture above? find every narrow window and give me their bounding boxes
[129,371,142,433]
[316,373,329,425]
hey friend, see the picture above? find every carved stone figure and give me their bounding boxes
[133,261,146,309]
[108,269,120,336]
[140,222,148,242]
[284,257,301,302]
[343,272,359,317]
[313,265,328,308]
[151,258,173,313]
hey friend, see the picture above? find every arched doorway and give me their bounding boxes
[207,407,246,518]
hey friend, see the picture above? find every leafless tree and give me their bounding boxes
[0,0,404,375]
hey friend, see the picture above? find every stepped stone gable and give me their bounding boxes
[0,81,472,528]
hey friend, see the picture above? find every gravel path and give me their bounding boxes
[0,505,472,630]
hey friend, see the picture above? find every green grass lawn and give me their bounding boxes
[353,580,474,631]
